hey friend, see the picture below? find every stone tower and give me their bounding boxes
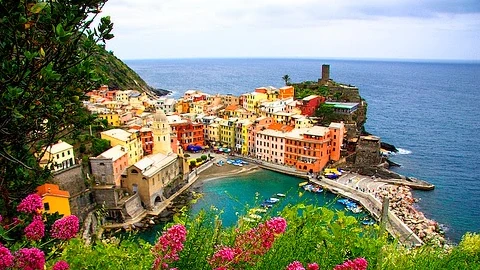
[320,64,330,84]
[152,110,172,155]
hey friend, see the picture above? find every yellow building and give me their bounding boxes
[219,118,237,148]
[244,92,267,112]
[190,101,206,115]
[39,141,75,172]
[235,119,251,155]
[36,184,71,216]
[101,129,143,165]
[98,112,121,126]
[207,123,220,144]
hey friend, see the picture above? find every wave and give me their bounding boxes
[396,148,412,155]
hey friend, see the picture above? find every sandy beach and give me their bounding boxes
[193,162,261,186]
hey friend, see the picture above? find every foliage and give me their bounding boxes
[55,204,480,269]
[91,138,111,157]
[0,0,114,217]
[0,193,80,270]
[189,160,197,168]
[315,104,343,125]
[196,157,203,163]
[294,85,329,99]
[282,75,291,86]
[201,155,208,161]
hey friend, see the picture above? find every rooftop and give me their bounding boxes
[97,145,127,160]
[101,129,133,141]
[325,102,359,109]
[133,153,178,177]
[45,141,73,154]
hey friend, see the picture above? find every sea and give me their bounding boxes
[125,58,480,243]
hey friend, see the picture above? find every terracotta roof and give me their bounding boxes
[225,104,239,111]
[267,123,294,132]
[36,183,70,198]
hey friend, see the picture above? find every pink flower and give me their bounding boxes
[266,217,287,234]
[286,261,305,270]
[50,215,79,240]
[307,262,319,270]
[52,260,70,270]
[24,215,45,241]
[334,257,368,270]
[14,247,45,270]
[152,224,187,270]
[0,214,3,223]
[17,194,43,214]
[0,244,14,270]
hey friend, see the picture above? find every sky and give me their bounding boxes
[100,0,480,60]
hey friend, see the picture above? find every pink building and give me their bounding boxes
[255,123,294,164]
[247,117,275,157]
[90,145,129,186]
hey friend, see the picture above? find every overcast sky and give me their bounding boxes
[100,0,480,60]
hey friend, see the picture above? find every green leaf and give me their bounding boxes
[55,23,65,37]
[30,2,47,13]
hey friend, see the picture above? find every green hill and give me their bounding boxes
[93,47,170,96]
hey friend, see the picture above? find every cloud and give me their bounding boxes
[98,0,480,60]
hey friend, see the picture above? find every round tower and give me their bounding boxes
[152,110,172,155]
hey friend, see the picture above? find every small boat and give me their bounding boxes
[348,206,363,213]
[249,214,262,220]
[250,208,267,213]
[276,193,286,197]
[243,217,255,222]
[265,198,279,204]
[260,203,273,208]
[361,219,375,226]
[298,181,308,187]
[303,184,313,191]
[337,198,351,205]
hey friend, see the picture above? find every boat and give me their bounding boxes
[337,198,352,205]
[276,193,286,197]
[249,214,262,220]
[265,198,279,204]
[298,181,308,187]
[242,217,256,222]
[361,219,375,226]
[260,203,273,208]
[303,184,314,191]
[347,205,363,213]
[250,208,267,213]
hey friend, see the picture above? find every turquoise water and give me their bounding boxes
[127,58,480,242]
[139,169,367,243]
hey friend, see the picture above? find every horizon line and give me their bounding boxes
[120,56,480,64]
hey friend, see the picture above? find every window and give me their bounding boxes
[131,169,138,174]
[62,152,65,157]
[44,203,50,211]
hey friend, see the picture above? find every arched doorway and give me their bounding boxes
[303,165,307,170]
[154,196,162,206]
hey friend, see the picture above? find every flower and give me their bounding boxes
[334,257,368,270]
[14,248,45,270]
[50,215,79,240]
[17,194,43,214]
[52,260,70,270]
[266,217,287,234]
[152,224,187,270]
[24,215,45,241]
[286,261,305,270]
[0,244,14,270]
[307,262,319,270]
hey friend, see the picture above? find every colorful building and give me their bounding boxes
[247,117,275,157]
[298,95,325,116]
[122,153,180,209]
[152,110,173,155]
[279,86,295,99]
[219,118,238,148]
[235,119,251,155]
[255,123,294,164]
[284,124,344,173]
[168,115,204,150]
[243,92,267,112]
[90,145,129,186]
[36,183,71,216]
[101,129,143,165]
[39,141,75,172]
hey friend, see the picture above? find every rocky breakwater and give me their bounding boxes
[376,185,445,246]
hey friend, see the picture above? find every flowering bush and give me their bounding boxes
[209,216,287,270]
[151,224,187,270]
[333,257,368,270]
[0,193,79,270]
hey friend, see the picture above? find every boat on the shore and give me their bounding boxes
[265,198,280,204]
[303,184,323,193]
[276,193,286,197]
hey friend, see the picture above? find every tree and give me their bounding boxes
[282,74,291,86]
[91,138,111,156]
[0,0,114,216]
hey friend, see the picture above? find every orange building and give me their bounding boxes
[284,123,344,173]
[36,184,71,216]
[170,120,205,150]
[279,86,294,99]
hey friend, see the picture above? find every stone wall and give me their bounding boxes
[122,193,145,220]
[93,186,118,208]
[355,135,382,166]
[52,164,95,223]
